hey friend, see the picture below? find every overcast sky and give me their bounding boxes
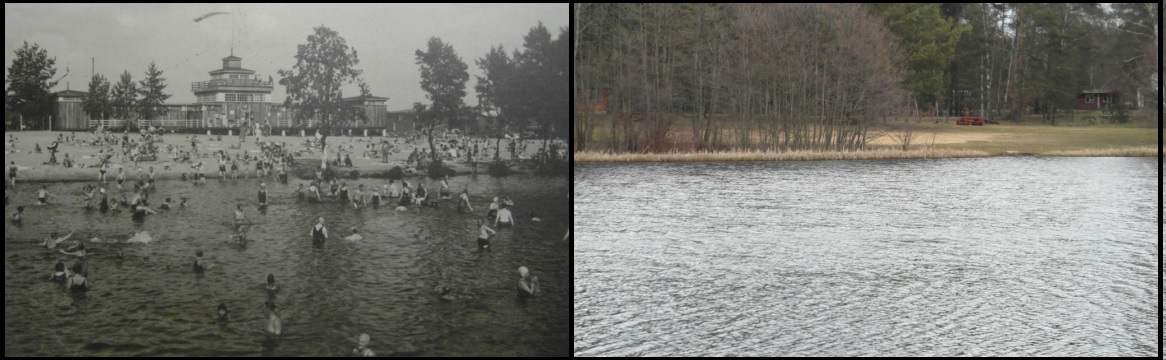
[5,3,567,111]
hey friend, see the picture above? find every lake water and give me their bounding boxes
[5,175,570,356]
[574,157,1158,357]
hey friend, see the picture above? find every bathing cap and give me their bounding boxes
[518,266,529,278]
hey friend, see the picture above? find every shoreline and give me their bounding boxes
[3,132,565,184]
[574,146,1158,162]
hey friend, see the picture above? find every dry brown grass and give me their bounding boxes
[1038,146,1159,157]
[574,148,991,162]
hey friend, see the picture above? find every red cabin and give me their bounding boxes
[955,117,984,126]
[1074,89,1119,110]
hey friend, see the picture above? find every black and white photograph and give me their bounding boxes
[5,3,570,356]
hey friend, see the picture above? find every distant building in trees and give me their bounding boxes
[1074,89,1119,110]
[575,86,609,114]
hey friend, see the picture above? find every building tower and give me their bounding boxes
[191,55,273,127]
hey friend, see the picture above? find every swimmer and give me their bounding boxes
[231,160,239,180]
[193,250,215,273]
[476,218,496,252]
[9,161,16,186]
[352,333,376,357]
[310,217,328,248]
[487,197,499,219]
[530,211,541,222]
[179,197,189,208]
[12,206,24,223]
[459,189,474,212]
[494,205,514,228]
[67,263,89,292]
[265,274,279,294]
[50,261,68,282]
[258,183,268,206]
[116,167,126,190]
[296,184,305,201]
[132,203,157,218]
[265,301,282,335]
[440,175,451,199]
[146,167,156,190]
[503,196,514,207]
[234,204,250,226]
[216,303,230,323]
[388,179,401,198]
[414,183,428,206]
[41,231,75,250]
[227,225,249,244]
[160,197,172,210]
[99,162,108,183]
[517,266,539,304]
[344,228,363,241]
[307,182,322,202]
[59,243,86,258]
[35,185,58,205]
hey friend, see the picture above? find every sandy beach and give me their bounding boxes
[4,131,559,183]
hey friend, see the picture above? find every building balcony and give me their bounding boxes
[191,78,274,92]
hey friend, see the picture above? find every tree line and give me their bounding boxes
[573,3,1160,153]
[6,21,569,148]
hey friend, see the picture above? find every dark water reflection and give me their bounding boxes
[574,157,1158,356]
[6,175,569,356]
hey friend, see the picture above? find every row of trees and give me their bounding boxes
[276,23,568,164]
[82,62,171,122]
[573,3,1160,153]
[934,3,1158,124]
[575,3,909,153]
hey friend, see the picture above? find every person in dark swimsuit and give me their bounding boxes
[516,266,538,305]
[310,217,328,248]
[98,188,110,212]
[338,182,350,203]
[231,160,239,180]
[9,161,16,186]
[68,263,89,292]
[216,303,230,324]
[50,261,68,282]
[258,183,268,206]
[193,250,207,274]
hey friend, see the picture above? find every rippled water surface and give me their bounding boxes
[6,175,569,356]
[574,157,1158,357]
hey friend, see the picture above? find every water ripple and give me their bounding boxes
[576,157,1157,357]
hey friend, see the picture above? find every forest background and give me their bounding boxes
[572,3,1159,155]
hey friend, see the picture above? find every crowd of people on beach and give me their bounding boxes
[7,128,567,355]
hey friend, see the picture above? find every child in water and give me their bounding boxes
[352,333,376,357]
[265,274,279,295]
[216,303,230,324]
[50,261,68,282]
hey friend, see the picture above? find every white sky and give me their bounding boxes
[5,3,567,111]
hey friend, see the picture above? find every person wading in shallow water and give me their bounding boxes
[310,217,328,248]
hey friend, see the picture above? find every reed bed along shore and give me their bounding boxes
[575,148,992,162]
[576,145,1160,162]
[1038,146,1159,157]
